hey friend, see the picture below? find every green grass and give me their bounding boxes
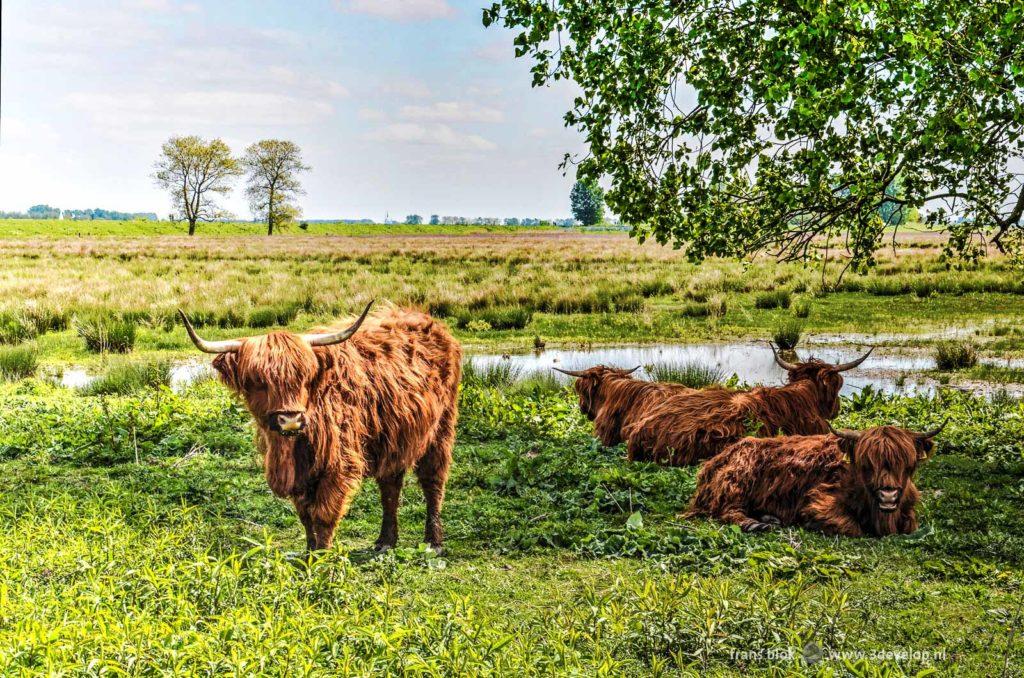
[935,341,979,370]
[0,379,1020,673]
[772,319,804,350]
[0,344,38,381]
[75,314,137,353]
[644,360,725,388]
[79,358,173,395]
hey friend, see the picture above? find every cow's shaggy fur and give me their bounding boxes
[688,426,936,536]
[564,366,701,449]
[622,359,848,466]
[209,307,461,551]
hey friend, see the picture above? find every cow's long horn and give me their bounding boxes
[916,418,948,440]
[768,341,799,371]
[828,422,863,442]
[619,365,641,375]
[303,300,375,347]
[552,367,589,377]
[834,347,874,372]
[178,310,242,354]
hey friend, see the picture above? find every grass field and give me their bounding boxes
[0,221,1022,674]
[0,218,558,238]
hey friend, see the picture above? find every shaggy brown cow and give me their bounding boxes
[621,345,873,465]
[553,365,700,450]
[180,302,461,552]
[687,422,945,536]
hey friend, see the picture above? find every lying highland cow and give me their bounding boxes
[554,365,702,449]
[180,302,461,552]
[622,345,872,465]
[688,422,945,536]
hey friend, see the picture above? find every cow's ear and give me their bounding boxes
[211,353,239,389]
[836,435,856,463]
[915,437,935,462]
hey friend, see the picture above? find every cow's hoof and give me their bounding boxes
[373,542,395,553]
[743,521,775,533]
[426,544,445,556]
[759,514,782,526]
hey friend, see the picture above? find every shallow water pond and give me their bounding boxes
[57,339,1023,398]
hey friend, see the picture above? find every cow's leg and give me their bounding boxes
[374,471,405,551]
[416,411,455,552]
[311,517,338,550]
[294,500,317,551]
[718,507,776,533]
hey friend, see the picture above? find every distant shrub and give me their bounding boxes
[792,299,811,318]
[913,280,934,298]
[248,303,301,329]
[773,320,803,350]
[453,306,532,331]
[645,360,725,388]
[707,295,728,318]
[76,315,137,353]
[81,358,172,396]
[935,341,978,370]
[676,302,710,318]
[466,319,492,332]
[299,222,309,231]
[0,343,38,381]
[754,290,791,310]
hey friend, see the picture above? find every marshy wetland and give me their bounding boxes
[0,226,1022,674]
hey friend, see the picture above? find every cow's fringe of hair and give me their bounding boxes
[623,361,844,466]
[688,426,924,537]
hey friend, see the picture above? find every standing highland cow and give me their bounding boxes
[688,422,945,536]
[622,345,872,465]
[180,302,461,552]
[554,365,704,449]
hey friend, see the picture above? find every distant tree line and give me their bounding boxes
[0,204,157,220]
[154,135,309,235]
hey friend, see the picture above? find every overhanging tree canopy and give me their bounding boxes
[484,0,1024,267]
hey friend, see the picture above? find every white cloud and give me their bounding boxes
[399,101,504,123]
[122,0,202,12]
[364,123,497,151]
[335,0,455,22]
[65,91,334,131]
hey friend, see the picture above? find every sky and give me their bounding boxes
[0,0,585,220]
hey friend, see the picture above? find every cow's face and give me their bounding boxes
[179,302,374,439]
[214,332,320,437]
[836,426,934,513]
[558,366,639,419]
[785,361,845,418]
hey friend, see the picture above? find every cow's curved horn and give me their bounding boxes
[178,310,242,354]
[552,367,589,377]
[915,418,948,440]
[834,347,874,372]
[768,341,799,371]
[619,365,641,375]
[828,422,863,442]
[302,300,374,347]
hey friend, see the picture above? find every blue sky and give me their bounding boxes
[0,0,584,220]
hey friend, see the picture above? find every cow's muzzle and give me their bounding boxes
[268,411,306,437]
[875,487,900,512]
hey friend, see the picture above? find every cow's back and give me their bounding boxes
[329,307,461,478]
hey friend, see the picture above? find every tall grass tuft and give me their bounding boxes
[0,343,38,381]
[792,298,811,319]
[772,320,803,350]
[0,311,36,345]
[461,360,522,389]
[645,360,725,388]
[80,358,173,396]
[934,341,978,370]
[754,290,792,310]
[76,315,137,353]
